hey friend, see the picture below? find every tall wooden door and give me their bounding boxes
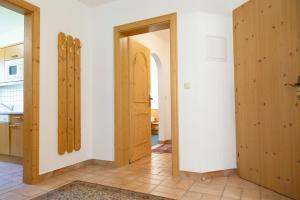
[234,0,300,199]
[128,38,151,163]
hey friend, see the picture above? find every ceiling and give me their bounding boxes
[77,0,118,7]
[77,0,247,13]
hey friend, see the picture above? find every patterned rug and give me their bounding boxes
[152,144,172,153]
[31,181,172,200]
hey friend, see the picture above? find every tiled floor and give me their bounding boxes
[0,154,293,200]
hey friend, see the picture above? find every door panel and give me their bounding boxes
[128,38,151,163]
[233,0,300,199]
[0,123,9,155]
[10,115,23,157]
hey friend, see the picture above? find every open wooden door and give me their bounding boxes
[234,0,300,199]
[128,38,151,163]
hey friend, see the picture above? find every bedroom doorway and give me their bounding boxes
[114,13,179,175]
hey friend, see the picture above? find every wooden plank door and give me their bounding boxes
[234,0,300,199]
[128,38,151,163]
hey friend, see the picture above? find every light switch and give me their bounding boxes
[184,82,192,90]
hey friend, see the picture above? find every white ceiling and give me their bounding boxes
[77,0,247,13]
[0,6,24,47]
[77,0,118,7]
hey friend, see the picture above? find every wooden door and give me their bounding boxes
[128,38,151,163]
[234,0,300,199]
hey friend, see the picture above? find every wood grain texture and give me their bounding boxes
[67,35,75,153]
[114,37,130,166]
[128,38,151,163]
[0,123,10,155]
[58,32,67,155]
[233,0,300,199]
[4,43,24,60]
[114,13,179,175]
[22,3,40,184]
[58,34,81,154]
[74,38,81,151]
[9,115,24,157]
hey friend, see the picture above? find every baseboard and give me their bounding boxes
[180,168,237,179]
[158,140,172,144]
[38,158,235,183]
[0,154,23,164]
[38,159,115,182]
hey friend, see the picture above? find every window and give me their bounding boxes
[150,55,159,109]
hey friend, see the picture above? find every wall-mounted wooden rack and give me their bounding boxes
[58,32,81,155]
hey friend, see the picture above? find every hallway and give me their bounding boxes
[0,153,292,200]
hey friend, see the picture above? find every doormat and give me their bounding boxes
[31,181,173,200]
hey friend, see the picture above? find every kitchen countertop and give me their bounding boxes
[0,112,23,115]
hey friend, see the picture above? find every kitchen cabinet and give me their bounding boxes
[4,44,24,61]
[9,115,23,157]
[0,123,9,155]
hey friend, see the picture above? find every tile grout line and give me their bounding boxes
[180,177,199,200]
[219,176,229,200]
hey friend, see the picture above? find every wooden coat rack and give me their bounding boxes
[58,32,81,155]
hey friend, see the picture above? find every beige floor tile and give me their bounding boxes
[14,185,46,198]
[241,189,260,200]
[152,185,186,199]
[223,186,242,199]
[34,177,68,191]
[201,193,222,200]
[132,183,158,193]
[222,197,240,200]
[181,191,203,200]
[151,190,183,199]
[190,182,224,196]
[1,154,284,200]
[0,192,28,200]
[136,176,164,185]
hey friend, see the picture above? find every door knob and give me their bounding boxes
[149,96,153,107]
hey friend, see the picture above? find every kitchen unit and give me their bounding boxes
[0,43,24,160]
[0,114,23,158]
[0,43,24,84]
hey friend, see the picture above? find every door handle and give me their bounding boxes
[149,96,153,107]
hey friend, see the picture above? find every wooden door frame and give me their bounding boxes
[114,13,179,175]
[0,0,40,184]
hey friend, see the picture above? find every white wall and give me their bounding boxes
[91,0,240,173]
[178,12,236,172]
[25,0,94,174]
[0,6,24,47]
[132,30,172,141]
[0,28,24,48]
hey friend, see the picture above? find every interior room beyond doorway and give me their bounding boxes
[131,30,172,155]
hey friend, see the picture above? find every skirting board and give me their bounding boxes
[0,154,23,165]
[180,169,237,179]
[159,140,172,144]
[38,159,235,183]
[38,159,115,182]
